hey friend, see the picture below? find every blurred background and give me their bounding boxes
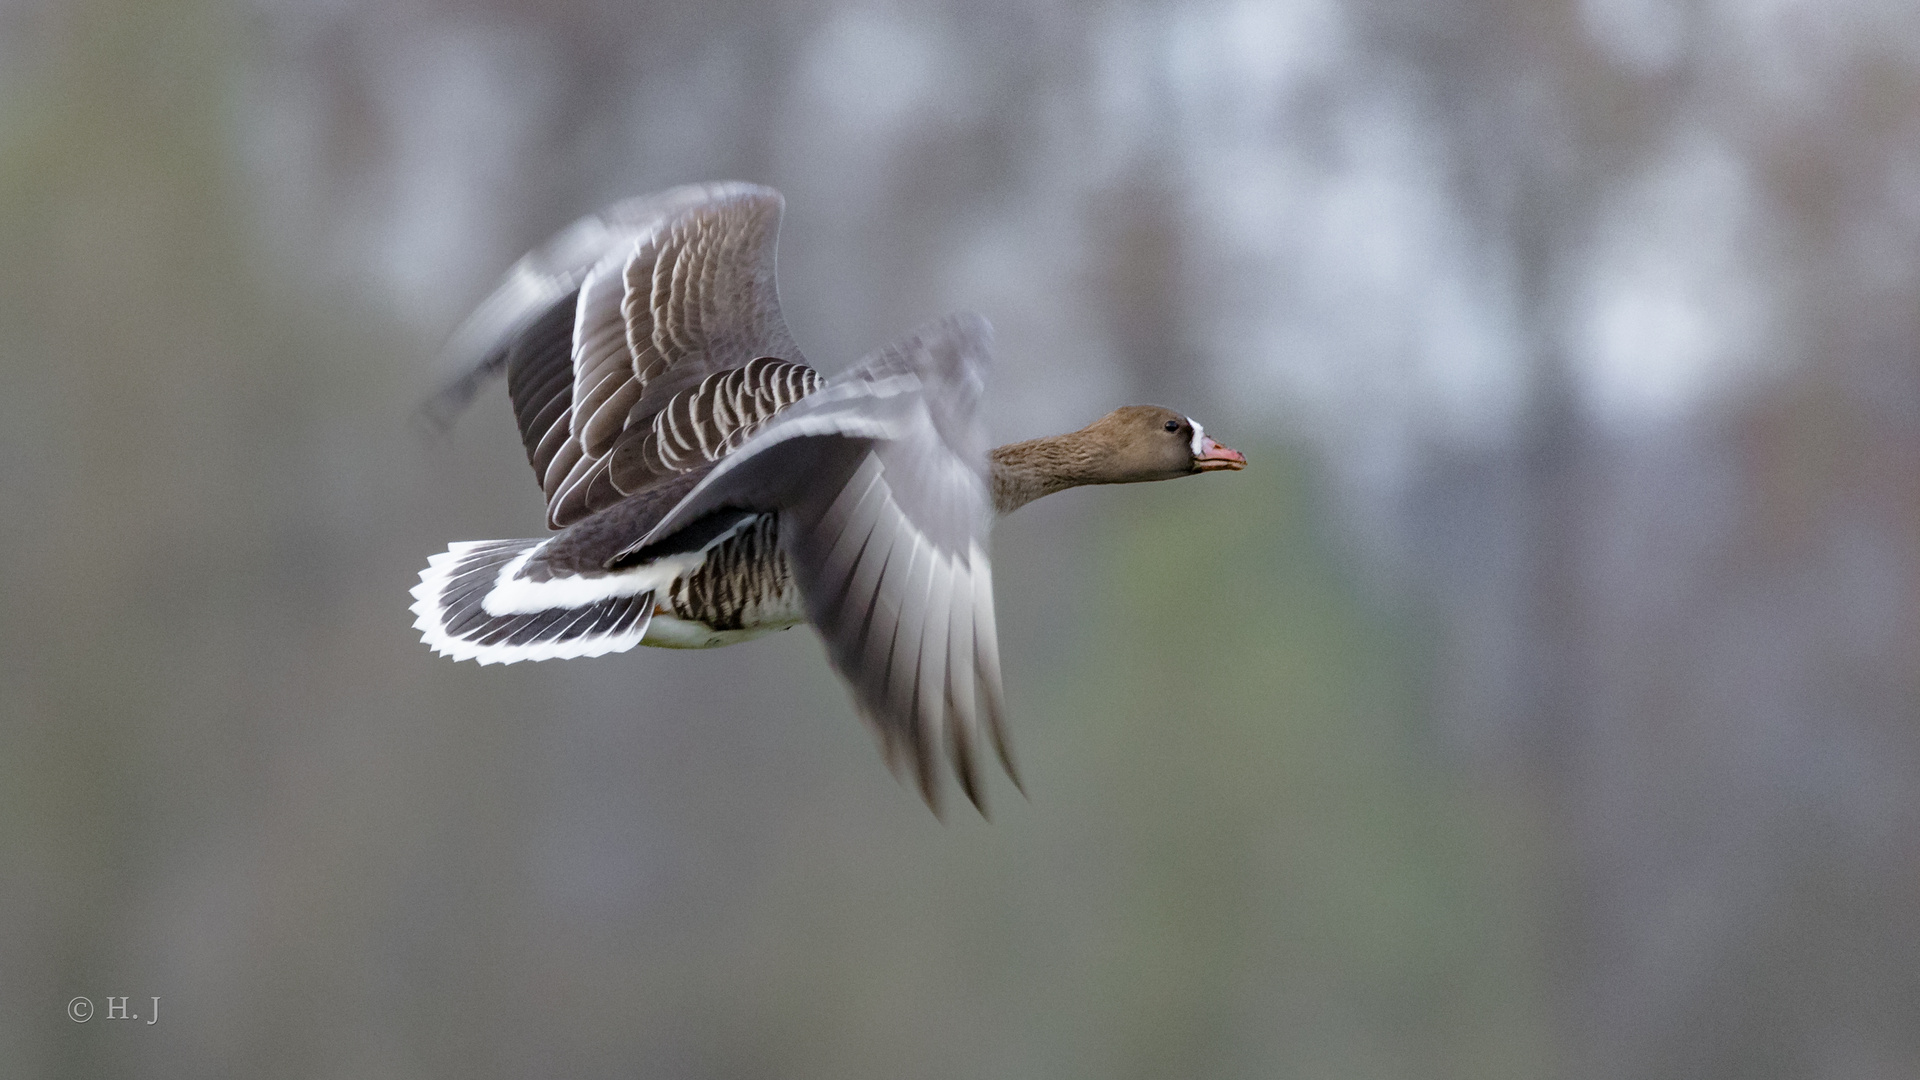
[4,0,1916,1076]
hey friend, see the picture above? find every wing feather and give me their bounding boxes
[881,529,932,758]
[915,552,958,805]
[636,314,1011,809]
[944,556,983,807]
[814,455,888,598]
[421,183,814,528]
[572,254,640,451]
[542,438,584,497]
[968,543,1021,792]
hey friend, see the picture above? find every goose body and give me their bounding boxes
[413,182,1244,810]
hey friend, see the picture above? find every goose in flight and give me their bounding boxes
[412,182,1246,812]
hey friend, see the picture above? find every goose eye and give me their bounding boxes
[1164,420,1180,433]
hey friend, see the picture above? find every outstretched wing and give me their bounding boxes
[423,182,818,528]
[642,314,1016,812]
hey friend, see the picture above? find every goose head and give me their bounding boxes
[988,405,1246,515]
[1076,405,1247,480]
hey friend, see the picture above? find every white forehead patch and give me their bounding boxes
[1187,417,1206,456]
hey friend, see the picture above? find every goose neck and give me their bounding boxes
[987,433,1099,516]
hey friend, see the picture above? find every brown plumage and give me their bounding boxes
[988,405,1242,514]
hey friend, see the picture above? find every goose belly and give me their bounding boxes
[640,513,806,649]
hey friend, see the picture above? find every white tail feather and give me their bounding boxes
[409,540,656,665]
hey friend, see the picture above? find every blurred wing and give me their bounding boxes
[642,314,1017,812]
[423,184,758,428]
[422,183,816,528]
